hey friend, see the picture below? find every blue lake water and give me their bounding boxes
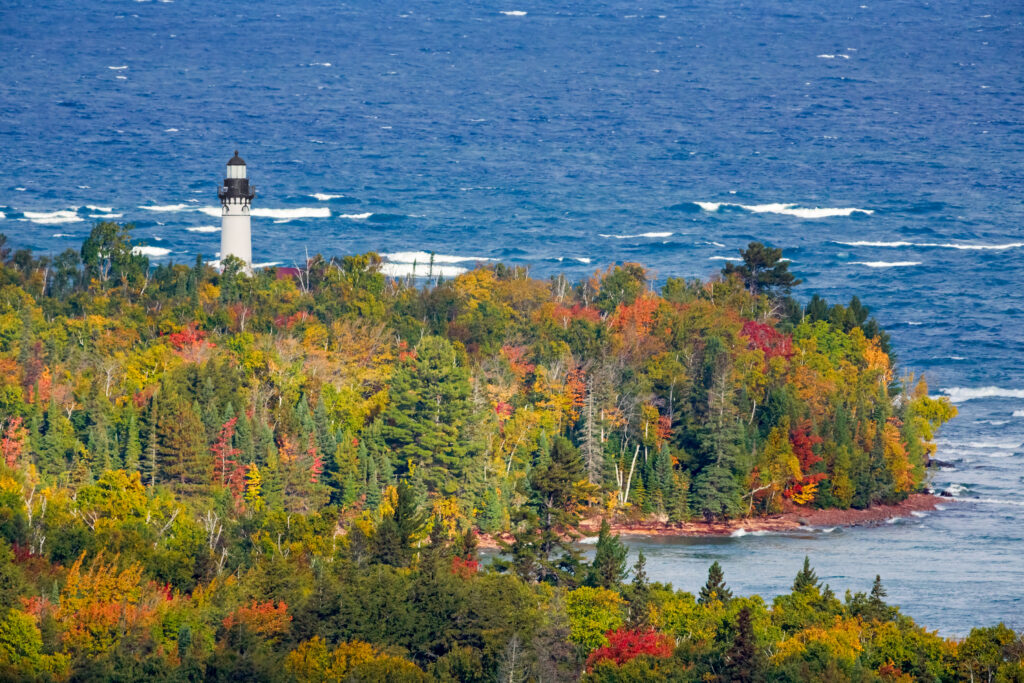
[1,0,1022,635]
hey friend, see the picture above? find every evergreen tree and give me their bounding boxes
[721,241,801,297]
[39,400,79,478]
[372,481,426,567]
[691,338,744,521]
[142,397,159,488]
[792,556,821,593]
[477,487,504,535]
[497,438,587,585]
[586,519,628,589]
[122,407,142,473]
[699,561,733,605]
[86,424,112,476]
[723,606,764,683]
[627,551,651,628]
[157,394,211,492]
[381,336,474,493]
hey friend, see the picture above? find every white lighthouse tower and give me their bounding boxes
[218,151,255,268]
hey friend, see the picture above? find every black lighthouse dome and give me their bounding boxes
[219,151,255,202]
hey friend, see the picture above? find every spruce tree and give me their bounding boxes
[699,560,733,605]
[157,395,211,492]
[587,519,627,589]
[372,481,425,567]
[142,397,159,488]
[792,556,821,593]
[39,400,78,478]
[380,336,473,493]
[627,551,651,628]
[122,408,142,473]
[723,606,764,683]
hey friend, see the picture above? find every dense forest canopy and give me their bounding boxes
[0,224,1010,682]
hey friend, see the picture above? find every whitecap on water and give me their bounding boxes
[837,240,1024,251]
[940,386,1024,403]
[1013,410,1024,418]
[21,209,84,225]
[132,246,171,257]
[186,225,220,233]
[852,261,921,268]
[384,251,491,264]
[140,203,191,212]
[599,232,673,239]
[696,201,872,218]
[911,511,929,518]
[708,256,743,261]
[337,212,374,220]
[380,262,469,278]
[500,10,527,16]
[310,193,345,201]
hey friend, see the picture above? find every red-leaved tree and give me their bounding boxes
[741,320,794,360]
[586,627,674,671]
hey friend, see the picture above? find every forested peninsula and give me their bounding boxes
[1,224,1019,681]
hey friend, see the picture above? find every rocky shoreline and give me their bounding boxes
[478,493,952,548]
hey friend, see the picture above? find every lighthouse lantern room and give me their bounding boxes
[218,151,255,268]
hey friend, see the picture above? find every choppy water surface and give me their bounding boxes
[1,0,1022,634]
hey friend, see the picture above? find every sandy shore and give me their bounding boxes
[477,493,952,548]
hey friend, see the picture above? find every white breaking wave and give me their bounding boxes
[837,240,1024,251]
[575,257,592,264]
[108,65,128,70]
[194,206,331,219]
[21,210,83,225]
[704,241,726,247]
[940,386,1024,403]
[251,261,282,268]
[85,204,112,212]
[697,201,872,218]
[310,193,345,201]
[599,232,673,239]
[165,128,179,132]
[186,225,220,233]
[501,10,527,16]
[578,536,599,545]
[308,62,332,67]
[384,251,492,264]
[51,233,74,237]
[132,246,171,257]
[852,261,921,268]
[818,54,850,59]
[252,207,331,219]
[709,256,742,261]
[952,496,1024,508]
[0,212,5,219]
[1012,410,1024,418]
[89,213,123,219]
[140,203,192,212]
[910,510,928,518]
[337,212,374,220]
[380,262,468,278]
